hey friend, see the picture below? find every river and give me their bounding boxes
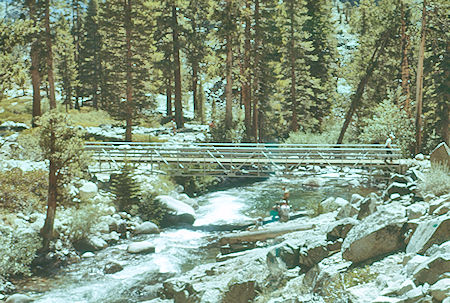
[19,173,376,303]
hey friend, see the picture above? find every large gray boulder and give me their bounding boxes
[406,215,450,255]
[134,221,160,235]
[406,202,428,220]
[342,204,407,263]
[336,202,359,220]
[430,142,450,168]
[319,197,348,213]
[156,195,196,226]
[73,236,107,253]
[79,181,98,200]
[127,241,155,254]
[429,194,450,214]
[413,253,450,285]
[5,294,33,303]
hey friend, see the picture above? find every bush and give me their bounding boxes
[284,118,353,144]
[63,203,109,242]
[0,168,48,212]
[419,163,450,197]
[66,108,117,127]
[138,192,170,226]
[14,128,43,161]
[0,225,41,278]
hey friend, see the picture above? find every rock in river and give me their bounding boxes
[127,241,155,254]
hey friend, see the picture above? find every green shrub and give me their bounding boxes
[66,108,118,127]
[0,168,48,212]
[138,192,170,226]
[0,225,41,278]
[63,203,109,242]
[419,163,450,197]
[15,128,43,161]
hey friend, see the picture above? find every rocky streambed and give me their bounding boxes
[2,166,450,303]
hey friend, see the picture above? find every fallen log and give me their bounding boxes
[219,223,315,246]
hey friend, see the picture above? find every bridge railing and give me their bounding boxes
[85,142,401,161]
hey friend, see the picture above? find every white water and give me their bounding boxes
[27,174,371,303]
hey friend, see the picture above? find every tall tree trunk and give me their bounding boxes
[414,0,426,155]
[192,60,199,120]
[400,1,411,116]
[252,0,260,142]
[225,32,233,131]
[289,5,298,132]
[198,81,205,124]
[172,5,184,129]
[242,0,252,141]
[41,133,57,251]
[45,0,56,110]
[73,0,81,110]
[336,34,389,144]
[166,76,173,117]
[30,40,41,127]
[124,0,133,142]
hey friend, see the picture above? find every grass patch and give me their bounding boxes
[0,96,32,125]
[132,133,167,143]
[419,163,450,197]
[66,107,118,127]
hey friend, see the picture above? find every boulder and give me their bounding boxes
[405,254,430,276]
[372,296,402,303]
[127,241,155,254]
[104,261,124,274]
[326,218,358,241]
[350,194,364,205]
[385,182,411,197]
[5,294,33,303]
[342,205,407,263]
[267,244,298,270]
[347,284,380,303]
[433,202,450,216]
[298,241,329,271]
[413,254,450,285]
[134,221,160,235]
[73,236,107,253]
[222,280,258,303]
[319,197,348,213]
[79,182,98,200]
[357,194,381,220]
[407,168,426,183]
[406,215,450,255]
[429,195,450,214]
[429,278,450,301]
[430,142,450,168]
[406,203,428,220]
[391,174,413,184]
[336,202,359,220]
[415,153,425,161]
[302,176,326,187]
[156,195,196,226]
[403,286,428,303]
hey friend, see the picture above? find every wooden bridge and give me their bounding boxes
[85,142,405,177]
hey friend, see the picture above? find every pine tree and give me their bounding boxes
[55,16,78,111]
[99,0,155,141]
[110,163,141,213]
[79,0,102,109]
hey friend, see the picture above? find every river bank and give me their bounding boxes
[1,160,449,303]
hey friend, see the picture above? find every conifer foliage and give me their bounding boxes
[110,163,141,213]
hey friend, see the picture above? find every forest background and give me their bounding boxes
[0,0,448,155]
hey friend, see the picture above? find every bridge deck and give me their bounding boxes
[85,142,404,177]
